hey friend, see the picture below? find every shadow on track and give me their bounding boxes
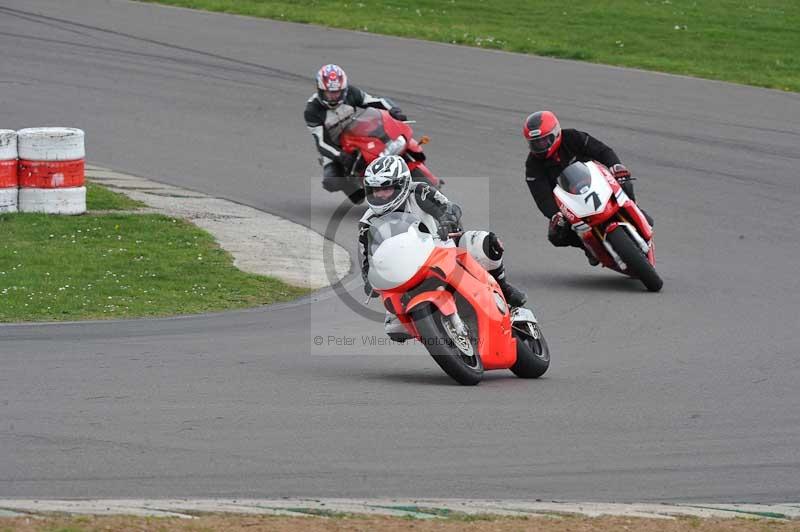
[519,271,657,294]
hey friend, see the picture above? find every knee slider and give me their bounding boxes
[459,230,503,271]
[483,232,504,261]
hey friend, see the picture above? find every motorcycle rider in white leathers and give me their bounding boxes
[359,155,527,341]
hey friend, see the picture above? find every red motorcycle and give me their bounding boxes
[338,108,441,200]
[553,160,663,292]
[367,212,550,385]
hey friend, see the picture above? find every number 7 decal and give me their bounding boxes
[584,191,601,210]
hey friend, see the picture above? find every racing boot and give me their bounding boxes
[497,278,527,308]
[486,262,527,308]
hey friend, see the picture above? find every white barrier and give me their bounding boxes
[0,129,18,213]
[17,186,87,215]
[16,127,85,160]
[17,127,86,215]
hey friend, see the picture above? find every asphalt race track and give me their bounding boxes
[1,0,799,502]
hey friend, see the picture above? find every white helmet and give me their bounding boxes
[364,155,412,215]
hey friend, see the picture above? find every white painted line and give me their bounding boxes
[0,499,797,520]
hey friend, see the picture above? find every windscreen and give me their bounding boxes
[557,161,593,194]
[368,211,420,255]
[342,107,388,140]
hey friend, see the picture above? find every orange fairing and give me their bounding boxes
[406,289,457,317]
[451,250,517,370]
[381,246,518,370]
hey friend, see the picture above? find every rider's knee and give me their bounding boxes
[458,230,503,271]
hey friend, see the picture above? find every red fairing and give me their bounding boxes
[339,109,441,188]
[586,194,620,226]
[406,137,422,153]
[382,111,413,141]
[623,203,653,241]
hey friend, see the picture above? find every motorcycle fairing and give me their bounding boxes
[554,162,614,219]
[368,223,436,290]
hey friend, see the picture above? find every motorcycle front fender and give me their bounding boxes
[405,289,457,317]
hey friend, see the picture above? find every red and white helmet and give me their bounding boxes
[523,110,562,158]
[316,64,349,109]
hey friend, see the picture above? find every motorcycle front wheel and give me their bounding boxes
[510,321,550,378]
[411,305,483,385]
[606,226,663,292]
[410,167,442,190]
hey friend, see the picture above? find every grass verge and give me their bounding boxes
[1,514,798,531]
[0,184,308,322]
[86,182,146,211]
[140,0,799,92]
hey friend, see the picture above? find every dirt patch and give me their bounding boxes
[1,515,798,531]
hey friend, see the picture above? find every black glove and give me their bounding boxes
[437,218,460,241]
[610,163,631,181]
[548,212,579,246]
[437,203,462,240]
[339,151,357,174]
[389,107,407,121]
[547,212,566,239]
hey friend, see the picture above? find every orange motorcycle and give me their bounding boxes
[367,212,550,385]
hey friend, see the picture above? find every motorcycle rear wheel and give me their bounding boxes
[412,305,483,385]
[606,227,663,292]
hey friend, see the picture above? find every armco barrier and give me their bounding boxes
[17,127,86,215]
[0,130,18,213]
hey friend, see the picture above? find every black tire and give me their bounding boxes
[510,322,550,378]
[411,306,483,385]
[606,227,663,292]
[410,167,441,189]
[346,188,365,204]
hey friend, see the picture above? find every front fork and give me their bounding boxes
[594,221,651,271]
[510,307,541,340]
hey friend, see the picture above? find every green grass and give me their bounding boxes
[0,186,308,322]
[86,182,146,211]
[140,0,800,92]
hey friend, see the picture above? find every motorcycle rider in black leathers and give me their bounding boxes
[359,155,527,341]
[304,64,407,202]
[523,110,648,265]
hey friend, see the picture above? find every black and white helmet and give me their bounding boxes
[364,155,411,215]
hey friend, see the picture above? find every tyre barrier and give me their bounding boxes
[17,127,86,215]
[0,130,18,213]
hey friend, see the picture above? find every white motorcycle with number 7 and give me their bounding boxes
[553,160,663,292]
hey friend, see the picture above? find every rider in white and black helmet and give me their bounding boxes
[358,155,527,341]
[304,64,408,202]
